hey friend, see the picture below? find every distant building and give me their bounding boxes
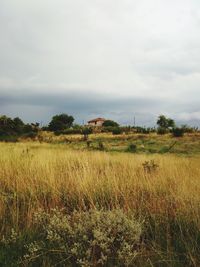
[87,117,106,127]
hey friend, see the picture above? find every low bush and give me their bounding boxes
[102,120,119,127]
[0,135,18,142]
[172,127,184,137]
[127,143,137,152]
[112,127,123,135]
[142,160,159,173]
[157,127,169,135]
[98,141,105,150]
[82,127,93,141]
[55,128,82,135]
[22,132,38,139]
[19,209,142,266]
[101,126,115,133]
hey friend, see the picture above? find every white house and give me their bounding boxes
[87,118,106,127]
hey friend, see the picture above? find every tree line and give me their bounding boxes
[0,113,198,141]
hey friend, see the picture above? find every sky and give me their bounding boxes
[0,0,200,126]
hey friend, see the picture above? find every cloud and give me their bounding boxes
[0,90,199,126]
[0,0,200,125]
[0,90,159,124]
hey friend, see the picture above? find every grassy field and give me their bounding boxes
[1,134,200,266]
[34,131,200,155]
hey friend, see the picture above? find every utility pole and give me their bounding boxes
[134,116,136,127]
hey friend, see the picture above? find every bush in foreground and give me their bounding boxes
[2,209,142,267]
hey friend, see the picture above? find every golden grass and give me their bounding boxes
[0,142,200,233]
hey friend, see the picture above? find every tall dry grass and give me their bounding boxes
[1,142,200,266]
[0,142,200,228]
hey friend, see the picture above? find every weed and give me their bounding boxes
[142,160,159,173]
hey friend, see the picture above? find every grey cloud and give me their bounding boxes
[0,90,160,123]
[0,0,200,126]
[0,90,199,127]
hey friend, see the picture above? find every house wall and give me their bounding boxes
[88,121,104,126]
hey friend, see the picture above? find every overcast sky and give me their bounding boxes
[0,0,200,126]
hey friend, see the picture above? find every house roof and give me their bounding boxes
[88,117,106,123]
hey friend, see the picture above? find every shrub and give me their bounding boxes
[86,140,92,148]
[98,141,105,150]
[0,134,18,142]
[48,114,74,132]
[22,132,38,139]
[103,120,119,127]
[142,160,159,173]
[157,115,175,129]
[23,209,142,266]
[55,128,82,135]
[82,127,93,141]
[133,127,155,134]
[127,143,137,152]
[120,126,131,134]
[172,127,184,137]
[157,127,169,135]
[112,127,122,135]
[101,126,115,133]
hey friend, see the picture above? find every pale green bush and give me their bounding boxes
[24,209,142,266]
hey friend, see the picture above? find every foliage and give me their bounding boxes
[13,117,25,134]
[1,143,200,266]
[133,126,156,134]
[127,143,137,152]
[157,115,175,129]
[98,141,105,150]
[0,135,18,142]
[22,209,142,266]
[54,128,82,135]
[103,120,119,127]
[172,127,184,137]
[22,131,38,139]
[0,115,39,141]
[157,127,169,135]
[181,124,197,133]
[82,127,93,141]
[0,115,17,136]
[112,127,123,135]
[101,126,115,133]
[142,160,159,173]
[120,126,131,134]
[48,114,74,132]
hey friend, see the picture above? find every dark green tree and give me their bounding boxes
[48,114,74,132]
[103,120,119,127]
[157,115,175,129]
[167,118,175,128]
[13,117,24,134]
[0,115,15,135]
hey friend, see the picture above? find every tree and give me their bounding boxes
[167,118,175,128]
[82,127,93,141]
[112,127,122,135]
[103,120,119,127]
[157,115,175,129]
[13,117,24,134]
[48,114,74,132]
[0,115,15,135]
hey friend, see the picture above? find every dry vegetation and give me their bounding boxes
[1,137,200,266]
